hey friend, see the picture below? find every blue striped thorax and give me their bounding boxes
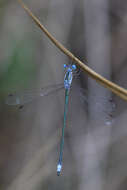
[64,64,76,90]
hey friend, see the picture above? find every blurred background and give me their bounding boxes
[0,0,127,189]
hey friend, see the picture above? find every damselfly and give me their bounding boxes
[56,64,76,176]
[5,63,115,175]
[5,63,77,176]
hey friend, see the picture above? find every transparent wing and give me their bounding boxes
[5,83,64,106]
[79,88,116,116]
[79,88,116,126]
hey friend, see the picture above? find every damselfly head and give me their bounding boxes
[64,64,77,73]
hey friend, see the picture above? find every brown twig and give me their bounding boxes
[18,0,127,101]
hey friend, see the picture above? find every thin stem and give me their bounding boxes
[18,0,127,101]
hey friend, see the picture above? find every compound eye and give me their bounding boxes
[64,64,67,68]
[72,64,76,70]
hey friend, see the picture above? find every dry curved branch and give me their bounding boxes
[18,0,127,101]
